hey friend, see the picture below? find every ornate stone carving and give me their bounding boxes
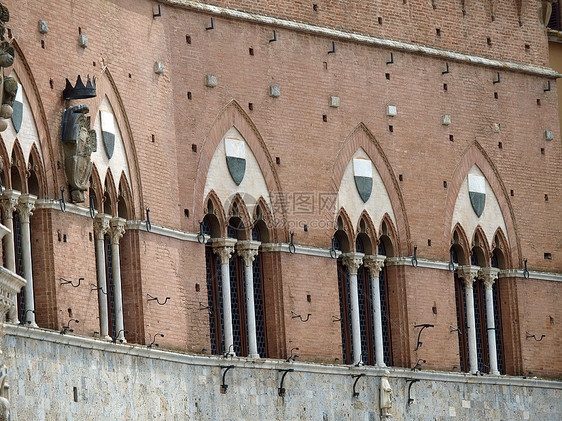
[380,374,393,419]
[342,252,364,276]
[0,194,16,220]
[109,217,126,245]
[364,254,386,276]
[93,215,110,240]
[212,238,237,264]
[457,265,480,289]
[479,267,500,290]
[237,240,260,267]
[15,194,35,224]
[61,105,97,203]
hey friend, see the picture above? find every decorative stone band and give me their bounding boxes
[29,203,562,283]
[6,324,562,390]
[363,254,386,276]
[342,252,365,275]
[162,0,561,78]
[479,267,500,290]
[236,240,261,267]
[212,238,237,264]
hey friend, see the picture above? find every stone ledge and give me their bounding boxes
[5,324,562,390]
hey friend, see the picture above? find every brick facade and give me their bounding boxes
[0,0,560,380]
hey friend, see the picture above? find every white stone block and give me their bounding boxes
[545,130,554,140]
[493,123,500,133]
[386,105,397,116]
[269,85,281,97]
[154,62,165,75]
[449,407,456,416]
[205,75,217,87]
[330,96,340,108]
[442,114,451,125]
[38,20,48,34]
[462,400,471,408]
[78,34,88,48]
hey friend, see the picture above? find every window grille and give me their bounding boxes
[337,260,352,364]
[379,266,393,366]
[454,273,469,372]
[549,1,561,30]
[105,236,116,339]
[252,253,267,357]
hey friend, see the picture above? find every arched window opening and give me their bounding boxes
[10,165,22,192]
[103,191,112,216]
[117,195,128,219]
[27,171,39,197]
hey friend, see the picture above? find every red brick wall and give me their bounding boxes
[1,0,560,377]
[174,0,550,66]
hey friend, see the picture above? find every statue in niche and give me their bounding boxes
[0,2,17,133]
[61,105,97,202]
[380,374,393,420]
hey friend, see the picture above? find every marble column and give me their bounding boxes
[364,254,387,367]
[342,252,365,365]
[0,191,18,323]
[93,215,111,340]
[109,217,126,342]
[16,194,36,327]
[213,238,237,356]
[458,265,480,374]
[237,240,261,358]
[480,267,501,375]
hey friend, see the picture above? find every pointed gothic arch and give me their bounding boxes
[10,139,26,192]
[103,169,118,217]
[335,208,355,253]
[11,40,56,197]
[471,225,491,267]
[89,164,103,212]
[451,223,471,266]
[88,67,142,216]
[226,193,252,240]
[194,100,284,242]
[444,140,521,267]
[253,196,273,243]
[356,210,377,255]
[332,123,410,255]
[28,143,46,198]
[203,190,227,238]
[118,172,134,220]
[379,213,398,257]
[492,228,511,269]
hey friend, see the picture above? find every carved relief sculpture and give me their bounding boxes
[380,375,393,420]
[61,105,97,202]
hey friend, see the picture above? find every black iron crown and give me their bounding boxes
[63,75,96,100]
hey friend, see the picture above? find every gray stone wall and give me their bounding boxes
[3,327,561,420]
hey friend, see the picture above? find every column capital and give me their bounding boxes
[109,217,126,245]
[342,252,365,276]
[16,194,37,223]
[479,267,500,290]
[93,215,111,240]
[237,240,261,267]
[457,265,480,288]
[212,237,237,263]
[0,192,18,219]
[363,254,386,275]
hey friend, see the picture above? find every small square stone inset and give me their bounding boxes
[205,75,217,87]
[442,114,451,125]
[330,96,340,108]
[269,86,281,97]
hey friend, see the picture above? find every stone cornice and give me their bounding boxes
[160,0,560,78]
[5,324,562,389]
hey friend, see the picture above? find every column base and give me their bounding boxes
[376,362,387,368]
[103,335,112,341]
[27,322,38,328]
[490,370,500,376]
[248,353,260,359]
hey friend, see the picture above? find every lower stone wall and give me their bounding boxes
[3,326,561,420]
